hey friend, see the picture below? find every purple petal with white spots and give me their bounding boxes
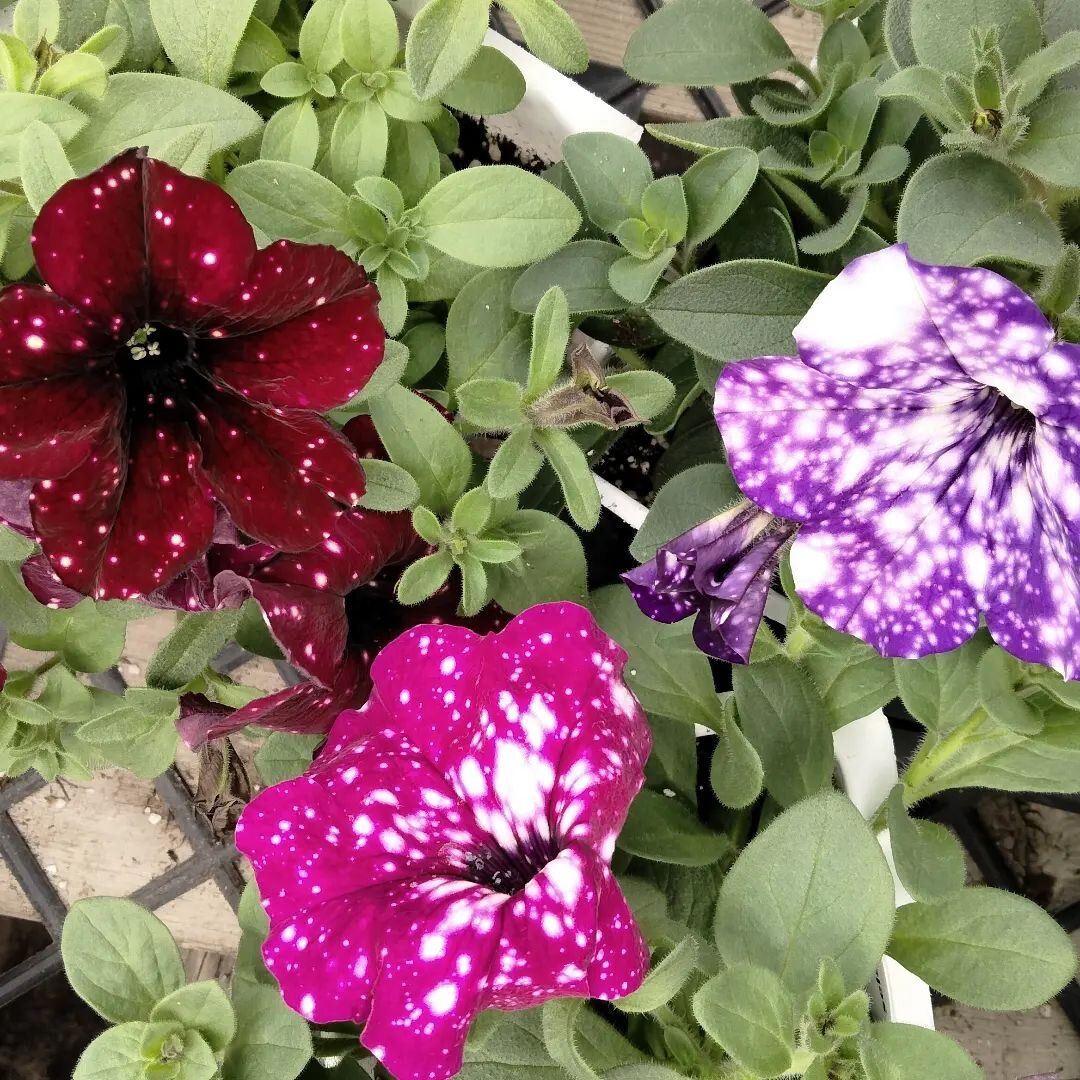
[715,243,1080,676]
[235,604,650,1080]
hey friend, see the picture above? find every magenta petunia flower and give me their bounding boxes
[0,149,384,600]
[715,244,1080,676]
[623,501,796,663]
[235,603,651,1080]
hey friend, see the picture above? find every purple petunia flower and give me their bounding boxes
[235,603,651,1080]
[623,501,796,663]
[714,244,1080,677]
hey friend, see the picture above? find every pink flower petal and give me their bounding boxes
[196,387,366,551]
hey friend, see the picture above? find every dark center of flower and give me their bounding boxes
[455,826,562,895]
[117,323,199,414]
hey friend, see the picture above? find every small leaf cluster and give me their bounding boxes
[62,894,311,1080]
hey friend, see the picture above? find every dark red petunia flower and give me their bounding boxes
[0,149,384,600]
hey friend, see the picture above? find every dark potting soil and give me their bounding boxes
[451,112,547,174]
[0,916,105,1078]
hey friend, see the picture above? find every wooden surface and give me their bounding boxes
[0,613,283,957]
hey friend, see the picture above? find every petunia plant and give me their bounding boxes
[0,0,1077,1076]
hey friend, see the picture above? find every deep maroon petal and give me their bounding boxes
[21,553,84,608]
[31,420,215,599]
[179,650,370,749]
[203,244,384,411]
[31,151,148,325]
[260,508,416,596]
[32,151,257,330]
[0,375,122,480]
[143,158,257,328]
[247,579,347,686]
[0,285,117,380]
[196,389,366,551]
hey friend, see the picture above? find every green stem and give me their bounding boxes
[863,197,897,242]
[768,173,830,230]
[32,655,62,678]
[788,59,822,95]
[902,708,989,800]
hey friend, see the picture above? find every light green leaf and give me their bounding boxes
[299,0,346,72]
[19,120,74,213]
[887,785,967,904]
[497,0,588,72]
[488,508,587,610]
[226,159,349,245]
[456,377,526,430]
[878,65,962,127]
[254,731,321,786]
[0,94,86,181]
[356,458,421,511]
[405,0,489,100]
[446,268,531,389]
[623,0,793,87]
[487,427,544,498]
[340,0,398,74]
[149,0,255,87]
[146,610,241,690]
[710,699,764,809]
[66,72,260,173]
[234,16,289,74]
[104,0,163,67]
[692,965,795,1077]
[609,248,676,305]
[562,131,653,235]
[222,982,313,1080]
[369,383,473,514]
[331,97,389,184]
[260,60,313,97]
[0,31,37,91]
[888,888,1077,1009]
[527,285,570,398]
[590,584,719,727]
[799,185,870,257]
[418,165,581,267]
[397,548,455,605]
[893,633,990,733]
[683,147,758,250]
[0,560,49,635]
[1011,89,1080,189]
[714,791,896,999]
[979,647,1043,735]
[14,0,59,45]
[732,656,834,807]
[1013,31,1080,107]
[621,788,731,866]
[61,898,185,1023]
[535,427,600,529]
[379,68,443,122]
[441,44,526,115]
[647,260,828,370]
[615,936,698,1014]
[511,240,626,315]
[385,117,441,205]
[604,370,675,422]
[909,0,1041,76]
[158,123,214,175]
[150,980,236,1053]
[72,1024,147,1080]
[860,1023,982,1080]
[897,153,1062,267]
[261,95,318,167]
[36,50,109,98]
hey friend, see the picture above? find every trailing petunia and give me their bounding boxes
[0,149,384,600]
[235,603,650,1080]
[714,244,1080,677]
[623,501,796,663]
